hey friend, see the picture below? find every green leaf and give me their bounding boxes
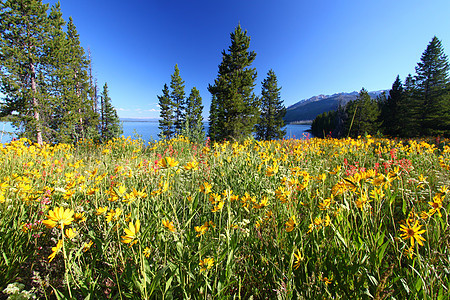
[415,277,422,292]
[378,241,389,265]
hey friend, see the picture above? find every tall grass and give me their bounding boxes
[0,135,449,299]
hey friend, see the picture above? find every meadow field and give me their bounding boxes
[0,135,449,299]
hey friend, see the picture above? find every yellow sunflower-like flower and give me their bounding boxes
[184,160,199,171]
[194,222,210,237]
[162,219,176,232]
[399,220,426,247]
[160,157,179,168]
[83,240,93,252]
[293,249,304,270]
[42,207,75,229]
[48,240,63,262]
[95,206,108,215]
[74,212,86,223]
[65,228,77,239]
[121,219,140,246]
[285,215,297,232]
[199,257,214,272]
[200,182,213,194]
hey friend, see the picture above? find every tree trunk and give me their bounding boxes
[30,62,43,145]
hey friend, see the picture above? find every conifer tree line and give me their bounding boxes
[158,25,287,142]
[158,64,205,144]
[311,36,450,138]
[0,0,122,144]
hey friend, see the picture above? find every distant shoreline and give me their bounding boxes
[120,119,313,125]
[288,120,313,125]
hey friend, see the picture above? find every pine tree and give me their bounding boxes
[396,74,420,137]
[0,0,50,144]
[158,84,173,139]
[183,87,205,143]
[344,88,380,138]
[414,36,450,135]
[208,25,259,141]
[100,83,122,141]
[255,69,286,140]
[65,17,98,141]
[380,75,403,136]
[1,1,100,144]
[170,64,186,135]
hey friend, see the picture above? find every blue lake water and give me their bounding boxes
[121,121,312,143]
[1,121,312,144]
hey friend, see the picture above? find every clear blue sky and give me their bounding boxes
[50,0,450,119]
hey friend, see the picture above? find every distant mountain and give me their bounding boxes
[284,90,387,123]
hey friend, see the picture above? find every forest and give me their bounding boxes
[0,0,122,144]
[311,36,450,139]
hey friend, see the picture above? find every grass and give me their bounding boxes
[0,135,449,299]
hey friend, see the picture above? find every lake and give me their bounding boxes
[0,121,312,144]
[122,121,312,143]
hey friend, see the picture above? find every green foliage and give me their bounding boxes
[311,110,338,138]
[0,0,105,144]
[414,36,450,136]
[0,0,50,144]
[100,83,122,141]
[158,84,174,139]
[312,37,450,139]
[344,88,381,138]
[170,64,186,135]
[1,136,449,299]
[380,75,403,137]
[208,25,259,141]
[255,69,286,140]
[182,87,205,144]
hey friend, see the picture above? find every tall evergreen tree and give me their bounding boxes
[344,88,380,138]
[414,36,450,135]
[255,69,286,140]
[100,83,122,141]
[158,84,173,139]
[208,25,259,141]
[0,1,100,144]
[65,17,98,141]
[0,0,50,144]
[182,87,205,143]
[170,64,186,135]
[397,74,420,137]
[183,87,205,143]
[380,75,403,136]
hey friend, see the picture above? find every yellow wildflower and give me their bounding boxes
[184,160,199,171]
[43,207,74,229]
[162,219,176,232]
[211,200,224,212]
[48,240,63,262]
[95,206,108,215]
[285,215,297,232]
[194,222,210,237]
[121,220,140,246]
[143,247,152,258]
[160,157,179,168]
[399,220,426,247]
[199,257,214,272]
[83,240,93,252]
[200,182,212,194]
[293,249,304,270]
[65,228,77,239]
[266,163,279,177]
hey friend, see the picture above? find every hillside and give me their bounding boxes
[284,90,386,123]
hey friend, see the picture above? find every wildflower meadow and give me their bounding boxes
[0,135,449,299]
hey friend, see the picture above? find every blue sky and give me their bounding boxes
[50,0,450,119]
